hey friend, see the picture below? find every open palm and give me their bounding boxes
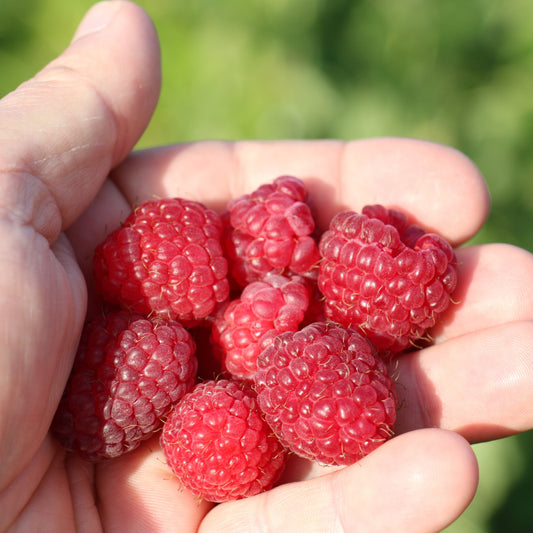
[2,3,533,532]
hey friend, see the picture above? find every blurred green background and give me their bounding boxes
[2,0,533,530]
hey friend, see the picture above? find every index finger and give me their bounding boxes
[111,137,489,244]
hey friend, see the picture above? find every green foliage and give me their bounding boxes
[2,1,533,530]
[148,0,533,252]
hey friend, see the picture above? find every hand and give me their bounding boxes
[2,2,533,532]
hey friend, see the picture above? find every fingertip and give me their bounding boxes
[435,142,491,241]
[434,243,533,343]
[342,137,491,244]
[71,1,124,42]
[396,320,533,442]
[335,428,479,532]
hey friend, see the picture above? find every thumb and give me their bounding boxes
[0,0,161,241]
[0,0,160,496]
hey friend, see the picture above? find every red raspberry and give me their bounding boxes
[52,310,197,462]
[211,272,310,380]
[93,197,230,325]
[160,379,288,502]
[318,205,458,352]
[222,175,320,287]
[254,322,397,466]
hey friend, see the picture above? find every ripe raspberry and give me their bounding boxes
[93,197,230,325]
[254,322,397,466]
[52,310,197,462]
[160,379,288,502]
[211,272,310,380]
[318,205,458,352]
[222,175,320,287]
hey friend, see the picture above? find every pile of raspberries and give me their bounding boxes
[52,175,457,503]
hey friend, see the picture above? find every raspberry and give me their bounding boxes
[211,272,310,380]
[222,175,320,287]
[52,310,197,462]
[254,322,397,466]
[93,197,230,325]
[160,379,288,502]
[318,205,458,352]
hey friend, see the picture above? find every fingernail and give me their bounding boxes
[72,1,122,41]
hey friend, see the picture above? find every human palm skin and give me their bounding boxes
[2,3,533,532]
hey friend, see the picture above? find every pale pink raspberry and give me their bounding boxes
[222,175,320,287]
[211,272,310,379]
